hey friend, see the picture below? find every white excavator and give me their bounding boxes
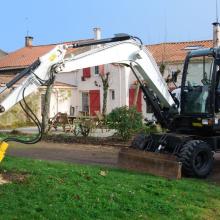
[0,34,219,178]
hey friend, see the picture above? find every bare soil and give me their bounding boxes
[8,141,120,167]
[0,172,28,185]
[6,141,220,184]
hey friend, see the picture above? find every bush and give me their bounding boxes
[106,106,143,141]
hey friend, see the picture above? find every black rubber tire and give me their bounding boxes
[131,134,149,150]
[178,140,213,178]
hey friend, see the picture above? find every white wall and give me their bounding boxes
[49,88,72,117]
[56,64,130,116]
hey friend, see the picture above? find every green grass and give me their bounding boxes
[0,157,219,220]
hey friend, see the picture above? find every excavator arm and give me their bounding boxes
[0,34,178,162]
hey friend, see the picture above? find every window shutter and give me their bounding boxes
[83,68,91,78]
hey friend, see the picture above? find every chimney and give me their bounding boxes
[93,27,101,40]
[25,36,33,47]
[213,22,220,47]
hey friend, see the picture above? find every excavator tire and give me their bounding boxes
[178,140,213,178]
[131,134,149,150]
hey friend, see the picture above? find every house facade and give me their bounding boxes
[56,63,147,116]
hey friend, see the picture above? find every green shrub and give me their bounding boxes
[107,106,143,141]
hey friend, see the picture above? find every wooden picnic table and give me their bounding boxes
[49,112,104,136]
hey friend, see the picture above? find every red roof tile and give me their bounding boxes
[0,45,56,70]
[147,40,213,64]
[0,39,92,71]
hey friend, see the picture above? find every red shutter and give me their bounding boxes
[129,88,142,112]
[83,68,91,78]
[89,90,100,116]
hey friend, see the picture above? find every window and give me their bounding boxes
[94,65,105,75]
[82,92,89,112]
[182,55,214,114]
[184,45,203,51]
[95,66,99,75]
[186,56,213,87]
[83,68,91,78]
[111,90,115,100]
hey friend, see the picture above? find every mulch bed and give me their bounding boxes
[42,134,131,148]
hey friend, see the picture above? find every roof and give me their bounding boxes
[146,40,213,64]
[0,45,55,70]
[0,74,75,88]
[0,39,92,71]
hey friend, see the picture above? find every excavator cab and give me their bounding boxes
[173,48,220,134]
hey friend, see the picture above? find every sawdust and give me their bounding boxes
[0,174,10,184]
[0,172,28,185]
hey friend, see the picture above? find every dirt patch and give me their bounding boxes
[8,141,120,167]
[0,172,28,184]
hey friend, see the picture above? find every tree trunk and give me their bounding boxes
[41,83,53,134]
[102,85,108,115]
[100,72,109,116]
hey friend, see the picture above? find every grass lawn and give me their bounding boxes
[0,157,219,220]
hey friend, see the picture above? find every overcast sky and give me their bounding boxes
[0,0,218,52]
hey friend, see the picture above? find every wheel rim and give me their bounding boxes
[194,151,209,170]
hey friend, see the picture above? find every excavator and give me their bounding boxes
[0,34,219,178]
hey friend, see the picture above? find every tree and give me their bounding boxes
[100,71,110,116]
[95,65,110,116]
